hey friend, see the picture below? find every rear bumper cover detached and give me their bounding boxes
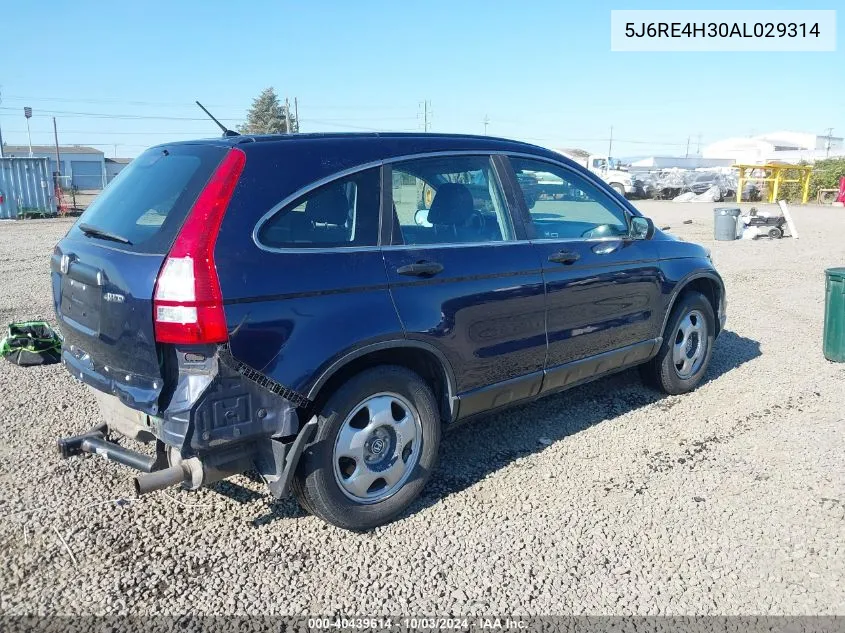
[58,342,316,499]
[62,344,162,415]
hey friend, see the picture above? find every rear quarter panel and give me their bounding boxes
[217,251,403,397]
[214,143,403,398]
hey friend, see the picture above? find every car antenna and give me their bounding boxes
[195,101,239,137]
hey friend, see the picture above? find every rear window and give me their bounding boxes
[71,144,227,253]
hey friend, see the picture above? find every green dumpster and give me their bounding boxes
[823,268,845,362]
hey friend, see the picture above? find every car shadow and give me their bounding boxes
[700,330,763,386]
[248,330,761,528]
[407,329,761,517]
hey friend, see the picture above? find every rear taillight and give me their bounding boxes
[153,148,245,344]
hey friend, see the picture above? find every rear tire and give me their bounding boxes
[768,227,783,239]
[641,291,715,395]
[292,365,441,530]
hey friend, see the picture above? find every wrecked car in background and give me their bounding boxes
[632,168,761,202]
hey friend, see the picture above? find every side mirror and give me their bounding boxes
[630,216,655,240]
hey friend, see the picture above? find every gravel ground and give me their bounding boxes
[1,202,843,616]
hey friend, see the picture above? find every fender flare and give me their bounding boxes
[660,270,726,336]
[306,339,458,416]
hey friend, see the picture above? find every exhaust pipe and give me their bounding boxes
[133,455,248,496]
[134,463,189,496]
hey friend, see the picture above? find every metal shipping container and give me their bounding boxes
[0,157,56,219]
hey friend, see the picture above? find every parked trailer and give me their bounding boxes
[0,158,56,219]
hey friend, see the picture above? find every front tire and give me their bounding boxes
[641,291,715,395]
[292,365,441,530]
[610,183,626,198]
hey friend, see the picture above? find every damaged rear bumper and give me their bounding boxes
[57,417,317,499]
[58,342,316,499]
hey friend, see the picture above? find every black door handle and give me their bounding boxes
[548,250,580,265]
[396,261,444,276]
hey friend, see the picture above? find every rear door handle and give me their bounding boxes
[396,261,444,277]
[548,250,580,265]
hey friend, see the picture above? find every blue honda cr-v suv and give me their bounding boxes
[52,133,725,530]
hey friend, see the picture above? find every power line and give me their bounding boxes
[1,94,416,113]
[8,125,698,148]
[518,134,691,147]
[3,129,219,136]
[1,95,230,107]
[1,106,417,126]
[0,106,239,121]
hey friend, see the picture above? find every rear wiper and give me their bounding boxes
[78,223,132,245]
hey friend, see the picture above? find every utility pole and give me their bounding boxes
[294,97,299,133]
[685,136,690,159]
[824,127,834,157]
[608,125,613,158]
[24,107,33,157]
[285,98,292,135]
[696,133,702,155]
[0,87,4,158]
[52,117,61,183]
[419,100,431,132]
[483,114,490,135]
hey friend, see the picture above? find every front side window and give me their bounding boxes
[257,168,380,248]
[511,158,629,240]
[390,155,514,246]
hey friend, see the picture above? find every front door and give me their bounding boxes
[381,154,547,417]
[505,156,663,392]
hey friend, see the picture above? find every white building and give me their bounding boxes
[629,156,734,170]
[702,131,844,164]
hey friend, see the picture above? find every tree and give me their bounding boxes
[238,87,297,134]
[775,158,845,203]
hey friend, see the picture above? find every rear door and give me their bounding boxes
[504,156,663,392]
[51,144,229,413]
[381,154,547,417]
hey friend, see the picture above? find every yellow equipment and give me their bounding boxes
[735,164,813,204]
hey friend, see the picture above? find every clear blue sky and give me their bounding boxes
[1,0,841,158]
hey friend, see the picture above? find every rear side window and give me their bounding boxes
[71,145,227,253]
[257,168,380,249]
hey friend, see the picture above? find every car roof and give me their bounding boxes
[155,132,569,164]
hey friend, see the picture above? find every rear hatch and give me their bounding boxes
[51,143,230,414]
